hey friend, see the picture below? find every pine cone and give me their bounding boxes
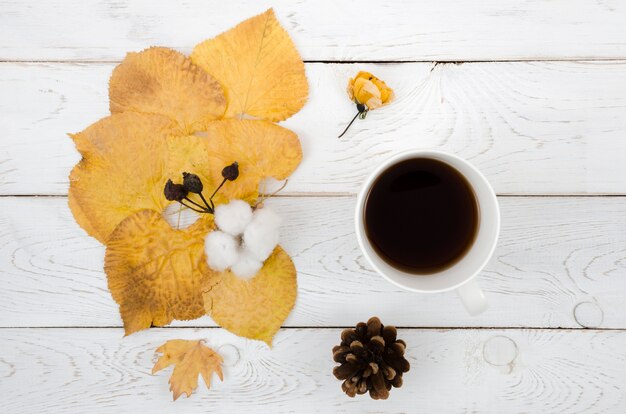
[332,317,410,400]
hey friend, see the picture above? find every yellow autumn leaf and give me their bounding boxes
[152,339,224,401]
[110,47,226,133]
[203,246,297,345]
[105,210,213,335]
[68,112,175,243]
[191,8,308,121]
[204,119,302,202]
[68,112,223,243]
[164,133,228,208]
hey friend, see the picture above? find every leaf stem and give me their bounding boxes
[198,192,213,212]
[210,178,228,202]
[256,179,289,207]
[338,111,361,139]
[176,203,182,230]
[183,196,208,211]
[177,200,208,214]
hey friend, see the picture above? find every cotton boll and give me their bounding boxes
[243,207,281,262]
[231,249,263,280]
[214,199,253,236]
[204,230,239,271]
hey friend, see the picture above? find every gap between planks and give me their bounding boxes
[3,194,626,198]
[5,58,626,64]
[1,326,624,331]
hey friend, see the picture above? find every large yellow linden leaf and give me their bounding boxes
[203,247,297,346]
[152,339,224,401]
[68,112,175,243]
[165,134,214,186]
[164,134,228,212]
[204,119,302,201]
[110,47,226,133]
[105,210,213,335]
[191,8,308,121]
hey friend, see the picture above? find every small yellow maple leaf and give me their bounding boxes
[192,8,308,121]
[152,339,224,401]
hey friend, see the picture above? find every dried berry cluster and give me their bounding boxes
[164,162,239,213]
[332,317,410,400]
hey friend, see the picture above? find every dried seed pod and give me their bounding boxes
[164,179,188,201]
[182,172,203,193]
[222,161,239,181]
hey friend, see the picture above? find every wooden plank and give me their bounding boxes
[2,1,626,61]
[1,196,625,329]
[1,327,625,413]
[3,62,626,196]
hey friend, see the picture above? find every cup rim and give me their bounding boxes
[355,149,500,293]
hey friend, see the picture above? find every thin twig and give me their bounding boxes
[198,192,213,212]
[178,200,207,213]
[183,196,207,211]
[338,111,361,138]
[256,179,289,207]
[210,178,227,201]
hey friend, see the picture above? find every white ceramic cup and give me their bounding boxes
[355,150,500,315]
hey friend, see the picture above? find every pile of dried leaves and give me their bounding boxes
[69,9,307,347]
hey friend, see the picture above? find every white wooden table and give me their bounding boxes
[2,1,626,412]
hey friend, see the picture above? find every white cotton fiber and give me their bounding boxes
[214,199,253,236]
[204,230,239,271]
[231,249,263,280]
[243,207,281,262]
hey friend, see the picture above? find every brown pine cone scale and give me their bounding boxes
[332,317,410,400]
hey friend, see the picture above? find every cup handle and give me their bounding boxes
[456,279,488,316]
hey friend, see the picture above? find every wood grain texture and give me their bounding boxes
[2,0,626,62]
[1,327,625,413]
[3,2,626,412]
[1,196,625,329]
[3,61,626,195]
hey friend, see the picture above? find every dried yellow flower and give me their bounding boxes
[339,71,394,138]
[347,71,394,110]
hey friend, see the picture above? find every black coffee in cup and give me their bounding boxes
[364,157,479,275]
